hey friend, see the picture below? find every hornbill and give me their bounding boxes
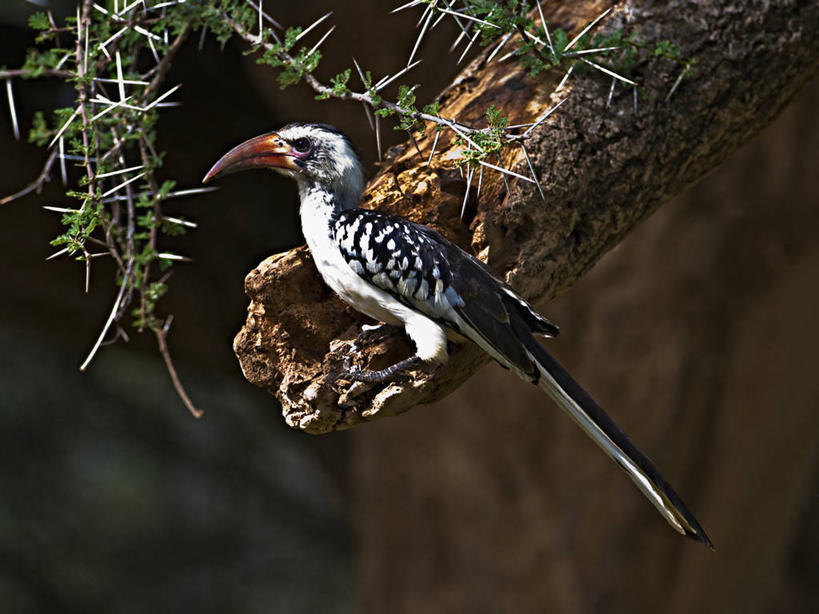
[203,122,713,548]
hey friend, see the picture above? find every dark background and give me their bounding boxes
[1,1,817,612]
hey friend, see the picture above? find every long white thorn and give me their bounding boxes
[157,252,192,262]
[479,159,537,184]
[375,59,422,92]
[565,7,613,51]
[496,153,510,194]
[295,12,332,42]
[391,0,425,14]
[361,101,375,131]
[556,64,574,91]
[48,106,81,149]
[441,0,470,37]
[518,28,549,48]
[80,279,129,371]
[90,95,134,121]
[535,0,556,59]
[255,0,262,42]
[486,32,513,64]
[408,1,435,67]
[164,186,219,199]
[562,46,621,57]
[449,28,468,53]
[5,79,19,140]
[85,252,91,293]
[133,25,161,41]
[665,68,687,101]
[352,57,368,87]
[461,163,475,220]
[606,76,616,108]
[427,129,441,168]
[458,28,481,64]
[437,8,501,30]
[148,1,187,11]
[59,137,67,185]
[520,143,545,200]
[244,0,281,29]
[117,0,142,16]
[162,216,198,228]
[46,247,70,261]
[145,33,160,62]
[498,46,523,63]
[55,52,71,71]
[115,51,126,102]
[523,97,568,138]
[375,113,382,161]
[83,9,90,75]
[99,26,128,56]
[415,0,433,27]
[100,171,146,198]
[443,119,483,151]
[43,205,81,213]
[94,77,150,86]
[307,26,335,56]
[96,164,144,178]
[430,10,447,30]
[580,58,635,85]
[143,83,182,110]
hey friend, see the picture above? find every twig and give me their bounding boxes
[155,316,204,418]
[1,150,60,205]
[0,68,73,79]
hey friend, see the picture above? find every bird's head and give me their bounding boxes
[203,123,365,209]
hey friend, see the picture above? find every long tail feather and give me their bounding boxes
[524,339,713,549]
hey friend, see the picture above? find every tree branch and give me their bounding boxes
[232,0,819,433]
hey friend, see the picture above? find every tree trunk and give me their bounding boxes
[351,75,819,614]
[232,0,819,431]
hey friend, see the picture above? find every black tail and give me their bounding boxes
[523,336,713,549]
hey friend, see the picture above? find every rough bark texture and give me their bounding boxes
[351,78,819,613]
[233,0,819,432]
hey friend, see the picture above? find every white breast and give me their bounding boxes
[298,190,449,364]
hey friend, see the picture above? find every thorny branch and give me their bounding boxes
[1,0,693,419]
[228,1,689,214]
[0,149,59,205]
[2,0,201,417]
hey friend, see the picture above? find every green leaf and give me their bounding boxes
[28,12,50,31]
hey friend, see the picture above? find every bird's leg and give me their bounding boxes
[340,355,424,384]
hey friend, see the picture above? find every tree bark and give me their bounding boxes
[232,0,819,432]
[352,77,819,614]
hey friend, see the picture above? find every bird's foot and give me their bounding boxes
[337,355,423,385]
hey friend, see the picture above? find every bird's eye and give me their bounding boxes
[292,137,312,154]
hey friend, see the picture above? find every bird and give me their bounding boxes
[203,122,713,549]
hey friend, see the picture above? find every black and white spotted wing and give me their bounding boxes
[331,208,559,380]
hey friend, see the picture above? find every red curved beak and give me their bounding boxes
[202,132,297,183]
